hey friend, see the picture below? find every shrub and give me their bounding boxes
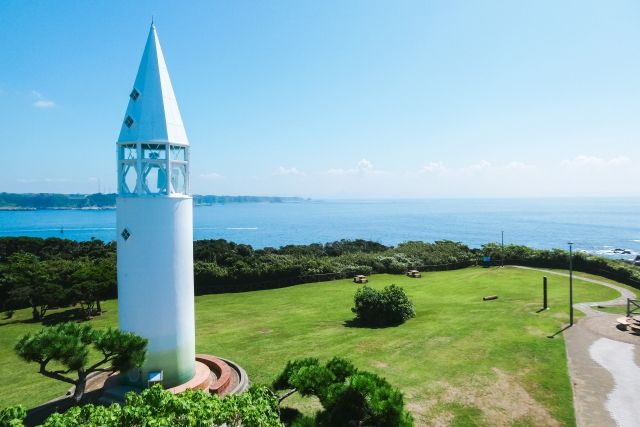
[352,285,415,327]
[0,405,26,427]
[36,384,280,427]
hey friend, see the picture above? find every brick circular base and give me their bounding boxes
[92,354,249,405]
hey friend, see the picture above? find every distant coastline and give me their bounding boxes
[0,193,308,210]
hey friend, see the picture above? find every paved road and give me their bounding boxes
[510,266,640,427]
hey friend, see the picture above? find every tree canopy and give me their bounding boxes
[274,357,413,426]
[15,322,147,403]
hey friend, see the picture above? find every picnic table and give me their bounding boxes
[406,270,421,278]
[353,275,368,284]
[616,316,640,332]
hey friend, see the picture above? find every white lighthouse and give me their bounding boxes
[116,23,195,387]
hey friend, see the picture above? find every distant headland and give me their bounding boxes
[0,193,308,210]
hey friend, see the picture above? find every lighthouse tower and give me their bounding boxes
[116,23,195,387]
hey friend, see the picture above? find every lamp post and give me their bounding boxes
[568,242,574,326]
[501,230,504,268]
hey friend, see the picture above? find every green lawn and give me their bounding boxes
[0,267,622,426]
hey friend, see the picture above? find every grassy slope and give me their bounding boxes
[0,267,621,426]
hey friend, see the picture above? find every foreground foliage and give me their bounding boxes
[15,322,147,403]
[274,357,413,426]
[0,405,25,427]
[352,285,415,327]
[0,385,281,427]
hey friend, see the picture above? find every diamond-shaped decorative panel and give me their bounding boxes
[121,228,131,241]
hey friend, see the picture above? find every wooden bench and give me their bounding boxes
[353,275,368,284]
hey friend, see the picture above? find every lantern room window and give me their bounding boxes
[117,143,188,197]
[170,146,186,161]
[142,163,167,194]
[169,145,189,195]
[120,144,137,160]
[170,164,187,194]
[142,144,166,160]
[121,164,138,194]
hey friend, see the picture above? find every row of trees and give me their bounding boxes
[2,237,640,319]
[481,243,640,286]
[0,252,114,320]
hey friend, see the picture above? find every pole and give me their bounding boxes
[569,242,574,326]
[501,230,504,267]
[543,276,548,310]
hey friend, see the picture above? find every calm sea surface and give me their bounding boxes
[1,198,639,258]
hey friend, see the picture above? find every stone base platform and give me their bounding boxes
[98,354,249,405]
[24,356,249,426]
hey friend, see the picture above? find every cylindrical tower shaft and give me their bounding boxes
[115,23,195,387]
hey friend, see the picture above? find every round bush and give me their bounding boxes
[351,284,415,327]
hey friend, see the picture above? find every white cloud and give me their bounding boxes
[462,160,492,174]
[327,158,385,176]
[561,155,630,169]
[417,161,448,175]
[199,172,225,180]
[505,161,535,170]
[16,177,70,183]
[356,159,373,172]
[408,160,537,178]
[274,166,305,176]
[31,90,55,108]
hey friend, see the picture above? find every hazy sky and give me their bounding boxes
[1,1,639,198]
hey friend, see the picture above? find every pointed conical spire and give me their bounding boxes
[118,23,189,145]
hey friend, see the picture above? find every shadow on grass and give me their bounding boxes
[342,318,404,329]
[41,308,93,326]
[25,386,108,427]
[25,395,75,427]
[547,324,572,339]
[0,308,100,328]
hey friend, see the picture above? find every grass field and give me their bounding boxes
[0,266,629,426]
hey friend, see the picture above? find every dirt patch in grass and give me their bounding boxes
[372,360,389,369]
[442,368,560,426]
[413,368,560,427]
[429,336,452,345]
[427,410,455,427]
[525,325,546,337]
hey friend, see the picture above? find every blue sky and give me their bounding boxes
[1,0,639,198]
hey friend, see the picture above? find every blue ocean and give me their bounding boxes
[1,198,639,259]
